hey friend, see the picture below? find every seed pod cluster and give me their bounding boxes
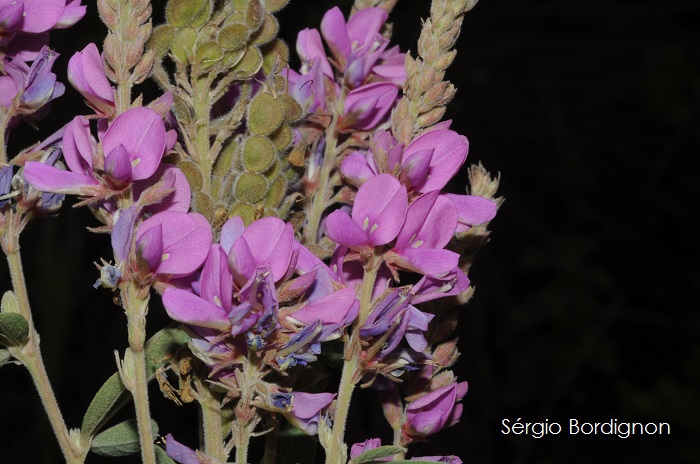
[149,0,305,234]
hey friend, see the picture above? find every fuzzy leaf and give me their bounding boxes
[81,325,190,438]
[91,419,159,456]
[156,446,177,464]
[350,446,407,464]
[0,313,29,346]
[1,291,19,314]
[0,348,19,367]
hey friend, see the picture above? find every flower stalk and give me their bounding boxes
[2,222,87,464]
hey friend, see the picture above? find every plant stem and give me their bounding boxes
[0,107,10,164]
[122,282,156,464]
[304,119,339,245]
[3,230,86,463]
[235,421,253,464]
[325,255,380,464]
[199,383,226,461]
[193,75,213,194]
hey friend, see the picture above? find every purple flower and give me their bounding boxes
[24,116,101,195]
[0,0,74,33]
[68,43,115,116]
[0,46,64,112]
[135,212,212,277]
[319,7,405,87]
[341,128,468,194]
[338,82,398,131]
[278,391,335,435]
[325,174,407,249]
[163,434,214,464]
[163,244,232,330]
[444,193,498,232]
[350,438,386,460]
[384,191,460,278]
[24,107,171,195]
[0,164,13,208]
[404,382,468,438]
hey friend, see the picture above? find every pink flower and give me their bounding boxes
[404,382,468,438]
[24,107,171,195]
[135,212,212,277]
[325,174,407,249]
[338,82,398,131]
[274,391,335,435]
[68,43,115,116]
[341,128,469,194]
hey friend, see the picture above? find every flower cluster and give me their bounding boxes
[1,2,498,464]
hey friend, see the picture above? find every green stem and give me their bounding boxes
[123,283,156,464]
[304,119,339,245]
[0,107,10,164]
[235,421,253,464]
[200,384,226,461]
[325,255,380,464]
[193,75,213,194]
[3,233,86,463]
[392,425,405,460]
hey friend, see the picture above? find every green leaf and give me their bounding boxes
[349,445,407,464]
[1,291,19,314]
[91,419,159,456]
[0,348,17,367]
[81,324,191,439]
[155,446,177,464]
[0,312,29,346]
[277,425,317,464]
[392,461,447,464]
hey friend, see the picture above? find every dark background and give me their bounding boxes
[1,0,698,463]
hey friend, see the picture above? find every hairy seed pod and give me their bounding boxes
[243,136,276,172]
[193,191,214,221]
[165,0,208,28]
[229,202,255,225]
[234,46,263,78]
[265,175,287,207]
[261,40,289,75]
[177,161,204,191]
[269,124,292,151]
[251,14,278,46]
[247,93,284,136]
[218,24,249,50]
[235,172,267,203]
[278,94,303,123]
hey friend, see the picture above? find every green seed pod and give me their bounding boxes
[251,14,278,46]
[213,139,238,179]
[265,0,289,13]
[235,172,267,203]
[147,25,175,59]
[264,159,281,180]
[278,93,303,123]
[269,124,292,151]
[218,24,249,50]
[223,175,237,204]
[243,136,276,172]
[261,39,289,75]
[165,0,208,28]
[193,192,214,222]
[195,42,223,70]
[265,175,287,207]
[189,0,212,28]
[233,46,263,78]
[177,160,203,191]
[171,28,198,64]
[248,93,283,136]
[246,0,265,33]
[232,0,246,13]
[229,203,255,225]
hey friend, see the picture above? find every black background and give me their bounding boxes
[1,0,698,463]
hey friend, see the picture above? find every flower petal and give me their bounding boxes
[162,288,230,330]
[352,174,407,246]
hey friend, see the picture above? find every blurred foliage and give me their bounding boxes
[1,0,698,463]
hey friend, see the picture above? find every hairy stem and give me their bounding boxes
[123,283,156,464]
[199,383,226,461]
[3,230,86,463]
[325,255,380,464]
[235,421,253,464]
[0,108,10,164]
[304,119,339,245]
[193,75,213,194]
